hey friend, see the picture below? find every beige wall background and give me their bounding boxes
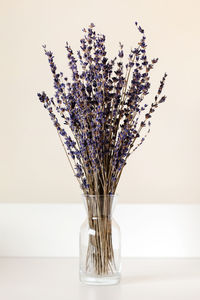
[0,0,199,203]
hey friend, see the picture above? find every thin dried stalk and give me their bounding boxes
[85,195,116,276]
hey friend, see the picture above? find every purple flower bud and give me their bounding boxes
[159,96,166,103]
[118,50,124,58]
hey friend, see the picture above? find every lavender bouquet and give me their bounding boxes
[37,22,167,283]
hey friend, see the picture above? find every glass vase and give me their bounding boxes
[79,194,121,285]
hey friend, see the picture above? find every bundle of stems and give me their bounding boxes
[84,195,115,275]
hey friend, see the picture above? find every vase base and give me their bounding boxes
[79,272,121,286]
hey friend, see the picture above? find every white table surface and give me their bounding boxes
[0,258,200,300]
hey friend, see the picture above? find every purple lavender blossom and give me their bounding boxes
[37,22,167,195]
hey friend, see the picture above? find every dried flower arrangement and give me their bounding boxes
[37,22,167,282]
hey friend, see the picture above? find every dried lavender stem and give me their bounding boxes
[56,130,82,188]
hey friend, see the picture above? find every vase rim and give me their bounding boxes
[82,193,118,197]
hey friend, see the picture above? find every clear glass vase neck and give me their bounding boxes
[82,194,117,218]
